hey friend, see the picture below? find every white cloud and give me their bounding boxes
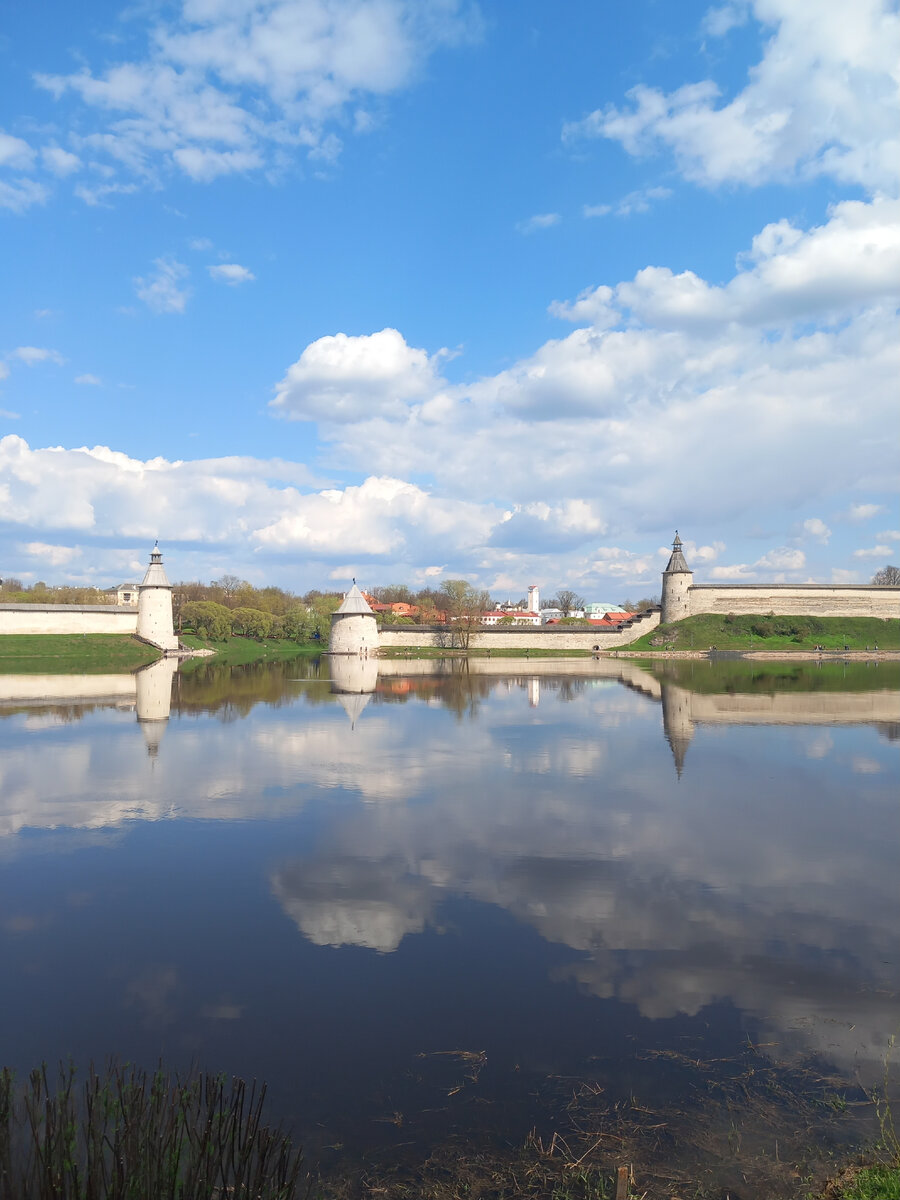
[853,544,892,558]
[41,145,81,176]
[0,131,35,170]
[9,346,65,366]
[877,529,900,542]
[134,257,191,313]
[208,262,255,284]
[555,197,900,332]
[34,1,480,192]
[564,0,900,192]
[754,547,805,571]
[709,563,755,579]
[189,237,214,251]
[74,374,102,386]
[848,502,884,521]
[271,327,445,423]
[584,186,672,218]
[21,542,79,567]
[802,518,830,544]
[516,212,560,234]
[0,178,48,213]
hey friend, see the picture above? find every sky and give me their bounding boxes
[1,0,898,597]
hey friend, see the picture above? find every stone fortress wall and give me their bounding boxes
[0,544,179,652]
[685,585,899,619]
[660,533,900,626]
[0,605,139,636]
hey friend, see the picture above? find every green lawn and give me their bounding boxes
[178,632,324,665]
[626,613,900,653]
[0,635,161,674]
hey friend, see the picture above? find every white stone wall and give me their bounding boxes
[330,612,378,654]
[378,610,661,651]
[0,605,138,636]
[687,585,900,619]
[137,587,179,651]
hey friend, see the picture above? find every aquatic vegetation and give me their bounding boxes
[0,1063,304,1199]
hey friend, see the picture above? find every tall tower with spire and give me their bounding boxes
[660,531,693,624]
[136,543,178,651]
[329,582,377,655]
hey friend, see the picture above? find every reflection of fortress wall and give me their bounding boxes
[0,674,137,705]
[376,654,663,695]
[135,657,177,721]
[329,655,379,694]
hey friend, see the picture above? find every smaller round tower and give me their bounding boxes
[329,582,378,655]
[660,531,693,624]
[137,542,179,651]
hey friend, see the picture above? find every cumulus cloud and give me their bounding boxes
[848,503,884,521]
[33,0,480,192]
[134,257,191,313]
[74,373,102,386]
[208,262,255,285]
[21,542,79,567]
[563,0,900,192]
[853,544,892,558]
[802,518,831,544]
[271,327,446,423]
[754,547,805,571]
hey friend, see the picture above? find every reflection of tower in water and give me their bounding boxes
[329,655,379,729]
[660,682,695,778]
[527,677,540,708]
[135,657,178,757]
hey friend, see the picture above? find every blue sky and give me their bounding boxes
[1,0,898,595]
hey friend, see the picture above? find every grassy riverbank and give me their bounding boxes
[178,632,324,665]
[627,613,900,654]
[0,634,160,673]
[378,646,595,658]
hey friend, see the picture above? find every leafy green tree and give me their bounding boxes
[182,600,232,641]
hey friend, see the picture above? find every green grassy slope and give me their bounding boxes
[0,635,161,674]
[626,612,900,653]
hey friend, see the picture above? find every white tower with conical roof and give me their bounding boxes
[329,582,378,655]
[660,531,693,624]
[136,543,178,651]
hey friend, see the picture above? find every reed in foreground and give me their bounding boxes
[0,1062,304,1200]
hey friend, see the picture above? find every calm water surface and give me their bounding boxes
[1,655,898,1175]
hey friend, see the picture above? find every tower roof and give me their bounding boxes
[335,582,374,615]
[664,531,691,574]
[140,542,171,588]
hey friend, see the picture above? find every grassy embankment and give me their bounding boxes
[626,613,900,654]
[378,645,595,659]
[177,632,323,665]
[0,634,160,674]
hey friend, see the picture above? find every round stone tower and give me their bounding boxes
[137,542,179,651]
[660,531,693,624]
[329,582,378,655]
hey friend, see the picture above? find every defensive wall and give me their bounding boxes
[377,608,661,653]
[684,584,899,619]
[0,604,139,636]
[0,545,178,652]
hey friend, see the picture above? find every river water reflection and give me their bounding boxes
[1,655,898,1182]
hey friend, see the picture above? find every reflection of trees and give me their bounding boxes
[174,658,331,718]
[0,701,108,723]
